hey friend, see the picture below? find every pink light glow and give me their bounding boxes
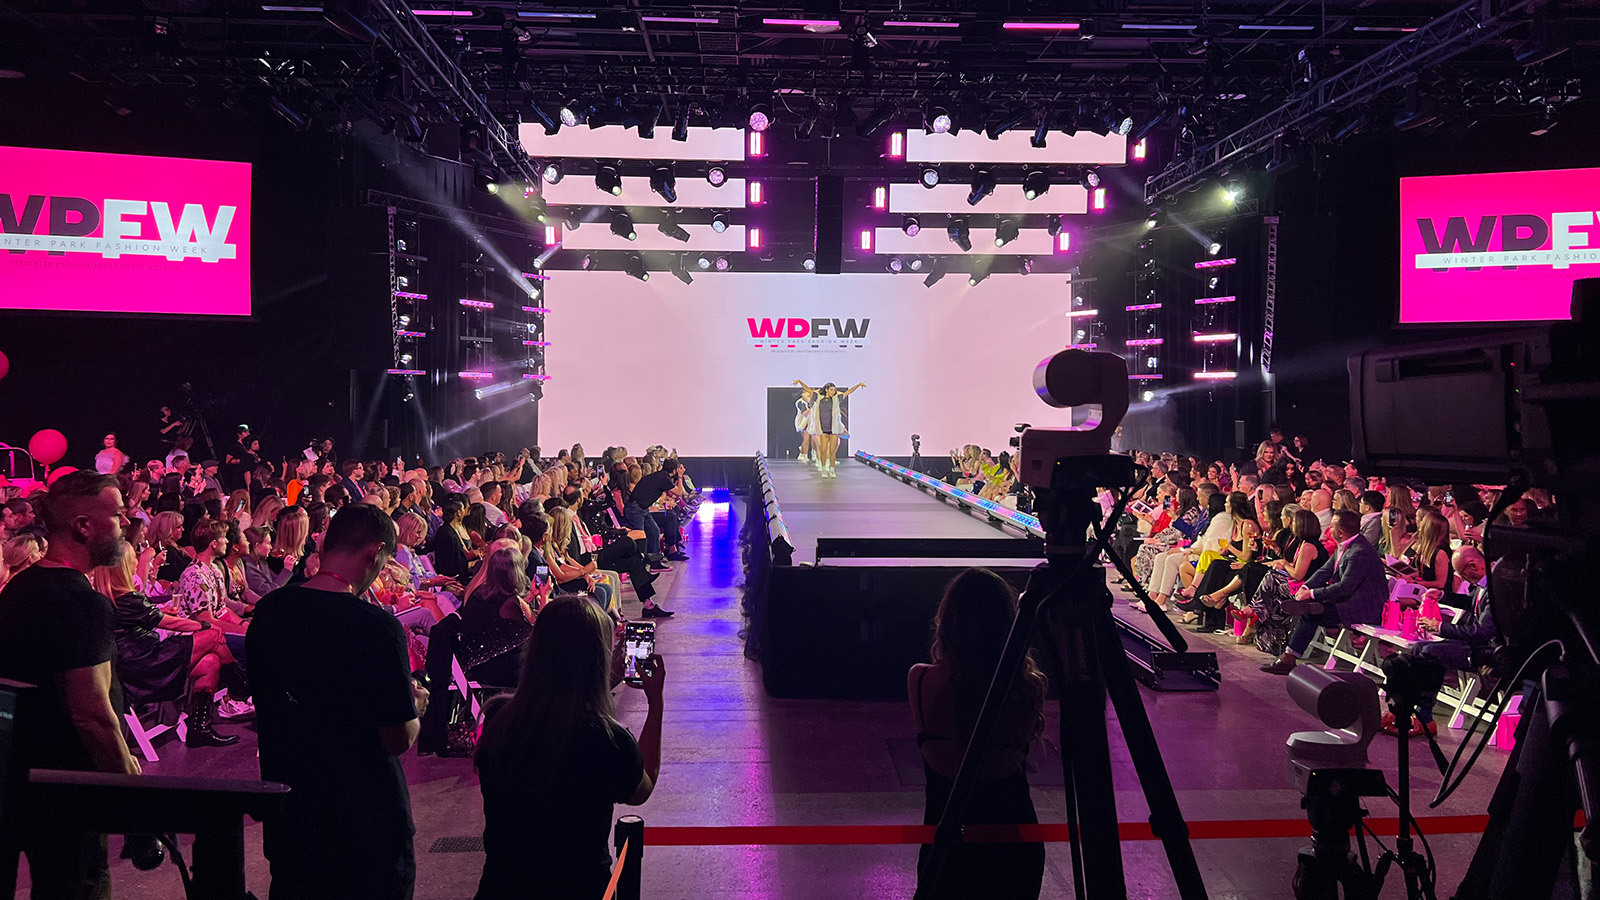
[396,330,427,338]
[1065,308,1099,318]
[1195,371,1238,380]
[1194,295,1236,305]
[1092,188,1107,211]
[387,368,425,376]
[1193,332,1238,343]
[872,186,888,209]
[640,15,711,24]
[748,227,763,250]
[882,20,961,28]
[1128,373,1165,380]
[522,340,552,346]
[1133,138,1147,161]
[1002,22,1082,30]
[522,305,549,314]
[747,130,765,157]
[521,373,553,380]
[889,132,905,158]
[1070,342,1100,349]
[764,18,840,27]
[1194,257,1238,269]
[393,291,427,300]
[859,230,874,251]
[1125,302,1163,312]
[1126,338,1164,346]
[543,225,559,244]
[412,8,474,16]
[458,370,494,380]
[748,181,764,204]
[1057,232,1072,252]
[459,298,494,309]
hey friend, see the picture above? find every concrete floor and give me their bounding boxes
[14,463,1516,899]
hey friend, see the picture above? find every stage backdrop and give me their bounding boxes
[0,145,252,316]
[540,271,1069,457]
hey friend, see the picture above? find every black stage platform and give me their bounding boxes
[749,455,1218,699]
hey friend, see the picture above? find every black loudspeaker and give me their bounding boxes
[815,175,844,274]
[1234,419,1247,449]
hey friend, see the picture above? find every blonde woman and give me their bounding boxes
[253,495,286,533]
[148,510,191,585]
[541,510,614,609]
[1404,508,1453,593]
[549,507,619,611]
[271,506,312,586]
[0,534,47,591]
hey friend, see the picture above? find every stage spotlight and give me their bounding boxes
[1018,257,1033,275]
[559,100,580,127]
[748,101,772,132]
[595,166,623,196]
[672,104,690,142]
[706,166,727,187]
[902,216,920,236]
[923,266,946,288]
[919,166,940,189]
[1081,168,1101,189]
[710,211,729,233]
[967,170,996,206]
[969,262,992,287]
[888,256,904,273]
[994,219,1020,247]
[910,257,924,271]
[714,256,731,271]
[948,219,972,252]
[1207,240,1222,256]
[1023,170,1050,200]
[984,109,1028,140]
[928,106,952,134]
[1046,213,1063,236]
[623,253,649,282]
[609,210,636,240]
[1142,390,1155,402]
[540,163,562,186]
[803,255,816,271]
[580,255,595,270]
[1144,207,1166,230]
[657,219,691,242]
[1112,113,1134,136]
[529,100,561,136]
[696,254,712,270]
[475,165,502,194]
[672,254,694,285]
[1030,112,1048,148]
[1221,179,1243,204]
[649,166,677,203]
[636,101,661,139]
[1208,276,1220,289]
[857,100,896,139]
[564,213,581,231]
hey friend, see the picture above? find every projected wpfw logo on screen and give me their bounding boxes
[1413,211,1600,271]
[0,193,239,263]
[747,317,871,352]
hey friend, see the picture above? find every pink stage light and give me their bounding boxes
[1125,302,1163,312]
[396,330,427,339]
[522,305,549,314]
[1128,373,1165,380]
[640,15,711,24]
[1069,342,1100,349]
[522,340,551,347]
[764,17,840,27]
[1056,232,1072,252]
[543,225,559,245]
[748,130,765,157]
[518,271,550,281]
[1126,338,1164,346]
[888,132,905,158]
[387,368,425,376]
[882,20,960,28]
[1193,332,1239,343]
[521,373,553,380]
[1133,138,1148,161]
[1195,371,1238,380]
[1092,188,1107,211]
[748,181,765,204]
[458,370,494,380]
[412,8,474,16]
[393,291,427,300]
[872,186,888,209]
[1194,257,1237,269]
[1002,21,1082,30]
[748,227,763,249]
[859,230,874,251]
[1194,295,1236,305]
[459,298,494,309]
[1065,308,1099,318]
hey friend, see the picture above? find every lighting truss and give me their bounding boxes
[1144,0,1538,203]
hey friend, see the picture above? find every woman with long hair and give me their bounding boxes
[910,569,1046,900]
[473,596,664,900]
[458,546,539,688]
[543,506,617,609]
[148,510,190,585]
[792,378,866,478]
[1251,509,1330,656]
[1381,507,1415,560]
[795,387,818,465]
[1179,491,1261,633]
[1405,508,1453,593]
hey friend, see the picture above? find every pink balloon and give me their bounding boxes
[0,350,9,381]
[28,429,68,465]
[46,466,78,485]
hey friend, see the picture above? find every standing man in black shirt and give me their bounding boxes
[0,471,140,900]
[625,459,685,570]
[248,503,429,900]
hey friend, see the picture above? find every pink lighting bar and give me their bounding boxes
[459,298,494,309]
[1125,302,1163,312]
[1128,373,1165,380]
[859,230,874,251]
[749,227,763,249]
[872,186,888,209]
[641,15,713,24]
[387,368,425,376]
[522,340,552,347]
[543,225,559,245]
[396,330,427,339]
[1194,295,1236,305]
[1132,138,1148,161]
[1003,21,1082,30]
[1065,309,1099,318]
[521,373,553,380]
[1194,257,1238,269]
[1126,338,1165,346]
[764,18,839,27]
[883,20,961,28]
[393,291,427,300]
[1092,188,1107,211]
[1193,332,1239,343]
[1057,232,1072,252]
[748,131,766,157]
[518,272,550,281]
[889,132,905,158]
[748,181,765,204]
[1069,342,1100,349]
[458,371,494,380]
[412,8,474,16]
[522,306,549,314]
[1195,371,1239,380]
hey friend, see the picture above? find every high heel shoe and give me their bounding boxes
[1179,611,1199,625]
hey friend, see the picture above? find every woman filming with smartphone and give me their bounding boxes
[473,595,665,900]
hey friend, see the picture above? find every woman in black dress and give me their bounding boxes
[431,497,474,582]
[457,546,540,688]
[908,568,1046,900]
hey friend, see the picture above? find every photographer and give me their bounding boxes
[1260,509,1387,676]
[624,458,686,568]
[1385,547,1494,737]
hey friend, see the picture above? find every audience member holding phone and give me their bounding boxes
[474,596,664,900]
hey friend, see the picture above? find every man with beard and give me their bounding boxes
[0,471,140,899]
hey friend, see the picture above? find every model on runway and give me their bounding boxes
[795,388,817,464]
[792,379,864,478]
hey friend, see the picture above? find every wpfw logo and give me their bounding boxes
[0,193,238,263]
[747,317,871,349]
[1413,212,1600,271]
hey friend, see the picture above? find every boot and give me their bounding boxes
[186,689,241,748]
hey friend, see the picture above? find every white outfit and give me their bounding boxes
[94,447,125,474]
[795,398,812,433]
[809,393,848,437]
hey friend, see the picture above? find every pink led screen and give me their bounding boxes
[1399,167,1600,324]
[0,146,251,315]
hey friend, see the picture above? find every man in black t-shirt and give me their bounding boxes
[248,504,429,900]
[625,460,684,569]
[0,472,139,900]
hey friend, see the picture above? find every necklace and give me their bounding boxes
[315,571,358,594]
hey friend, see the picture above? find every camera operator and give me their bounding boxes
[1260,509,1386,676]
[1383,547,1494,737]
[0,472,140,899]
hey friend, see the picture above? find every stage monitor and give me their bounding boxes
[539,271,1070,458]
[1399,166,1599,325]
[0,146,252,316]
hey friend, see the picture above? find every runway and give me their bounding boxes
[763,457,1037,567]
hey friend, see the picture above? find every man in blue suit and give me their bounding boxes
[1261,509,1387,675]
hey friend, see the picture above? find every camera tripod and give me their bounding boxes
[918,453,1208,900]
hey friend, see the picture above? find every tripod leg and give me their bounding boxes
[1093,609,1211,900]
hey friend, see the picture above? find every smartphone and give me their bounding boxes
[623,621,656,686]
[534,565,549,584]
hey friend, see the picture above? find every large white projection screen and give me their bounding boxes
[539,272,1071,457]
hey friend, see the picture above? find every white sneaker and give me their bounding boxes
[216,696,255,720]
